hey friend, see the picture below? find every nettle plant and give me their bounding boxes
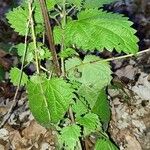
[6,0,138,149]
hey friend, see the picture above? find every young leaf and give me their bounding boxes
[95,138,119,150]
[6,5,28,35]
[67,0,83,8]
[9,67,28,86]
[16,43,34,63]
[16,42,51,63]
[64,9,139,54]
[83,0,117,8]
[76,113,101,136]
[65,55,112,89]
[72,97,88,117]
[54,26,63,45]
[59,124,81,150]
[27,78,74,126]
[46,0,60,10]
[92,89,111,127]
[6,1,45,36]
[59,48,77,59]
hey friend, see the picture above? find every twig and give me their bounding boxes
[69,106,75,123]
[0,5,32,128]
[103,48,150,62]
[67,48,150,72]
[39,0,61,76]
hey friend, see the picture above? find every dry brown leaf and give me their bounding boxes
[22,120,47,140]
[125,135,142,150]
[9,130,22,150]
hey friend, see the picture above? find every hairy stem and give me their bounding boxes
[0,1,32,128]
[39,0,61,76]
[60,0,67,77]
[67,48,150,72]
[29,0,40,74]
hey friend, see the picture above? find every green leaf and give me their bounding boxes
[59,48,77,59]
[63,9,139,54]
[46,0,60,10]
[83,0,117,8]
[16,42,51,63]
[92,89,111,126]
[78,85,101,108]
[16,43,34,63]
[77,113,101,136]
[54,26,63,45]
[95,138,119,150]
[27,78,74,126]
[66,55,112,89]
[9,67,28,86]
[6,5,28,35]
[67,0,82,8]
[59,124,81,150]
[72,97,88,117]
[0,67,5,81]
[6,1,45,36]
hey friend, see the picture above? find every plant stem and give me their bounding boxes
[69,106,75,123]
[103,48,150,62]
[29,0,40,74]
[60,0,67,77]
[67,48,150,72]
[69,106,82,150]
[0,1,32,128]
[39,0,61,76]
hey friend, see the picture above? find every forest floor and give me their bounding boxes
[0,0,150,150]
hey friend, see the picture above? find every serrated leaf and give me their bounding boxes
[6,6,28,35]
[27,78,74,126]
[95,138,119,150]
[59,124,81,150]
[72,97,88,117]
[9,67,28,86]
[59,48,77,59]
[46,0,59,10]
[63,9,139,54]
[66,55,112,89]
[67,0,82,8]
[83,0,117,8]
[16,42,51,63]
[77,113,101,136]
[16,43,34,63]
[92,89,111,128]
[78,84,101,108]
[54,26,63,45]
[6,1,45,36]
